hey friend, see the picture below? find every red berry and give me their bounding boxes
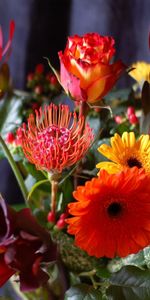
[127,106,135,117]
[34,85,43,95]
[59,213,68,220]
[114,115,122,124]
[27,73,34,81]
[94,108,101,113]
[129,113,139,125]
[15,127,24,146]
[31,103,40,111]
[35,63,44,74]
[56,218,66,229]
[6,132,15,143]
[46,72,52,81]
[50,75,58,85]
[47,211,55,223]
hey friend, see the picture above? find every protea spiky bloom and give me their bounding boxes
[20,103,94,174]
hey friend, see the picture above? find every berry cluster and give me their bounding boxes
[114,106,139,126]
[27,63,61,97]
[47,210,68,230]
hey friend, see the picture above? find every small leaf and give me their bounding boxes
[44,57,61,84]
[64,284,103,300]
[96,267,111,279]
[12,203,27,211]
[27,179,49,200]
[23,162,47,181]
[0,92,27,137]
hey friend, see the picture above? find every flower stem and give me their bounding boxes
[79,101,89,119]
[51,180,58,212]
[0,135,28,203]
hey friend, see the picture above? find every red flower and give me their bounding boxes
[20,103,94,173]
[0,196,56,291]
[0,20,15,61]
[0,254,15,286]
[58,33,126,103]
[67,168,150,258]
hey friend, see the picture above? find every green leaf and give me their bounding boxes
[44,57,61,84]
[96,267,111,279]
[121,251,146,270]
[140,111,150,134]
[108,251,146,273]
[107,266,150,300]
[105,88,131,102]
[110,121,131,135]
[11,203,27,211]
[27,179,50,200]
[0,92,26,137]
[64,284,103,300]
[60,177,74,210]
[143,246,150,268]
[87,115,101,136]
[23,161,47,181]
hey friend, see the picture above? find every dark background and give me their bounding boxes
[0,0,150,89]
[0,0,150,204]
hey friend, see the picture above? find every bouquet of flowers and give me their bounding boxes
[0,21,150,300]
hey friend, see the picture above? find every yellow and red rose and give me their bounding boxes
[58,33,126,103]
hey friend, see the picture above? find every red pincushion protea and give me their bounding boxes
[20,103,94,173]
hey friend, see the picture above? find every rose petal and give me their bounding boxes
[0,255,15,286]
[59,52,87,101]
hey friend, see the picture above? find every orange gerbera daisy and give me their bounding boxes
[67,168,150,258]
[96,132,150,174]
[20,103,94,173]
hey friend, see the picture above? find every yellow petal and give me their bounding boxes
[97,144,118,161]
[129,132,136,148]
[96,161,121,174]
[122,132,135,148]
[139,135,150,151]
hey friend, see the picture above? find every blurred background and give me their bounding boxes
[1,0,150,89]
[0,0,150,204]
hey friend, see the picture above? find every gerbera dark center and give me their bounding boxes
[127,157,142,168]
[107,202,122,217]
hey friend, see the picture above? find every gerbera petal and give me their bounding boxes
[139,135,150,152]
[96,161,121,174]
[122,132,135,148]
[97,144,118,161]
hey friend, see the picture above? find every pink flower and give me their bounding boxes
[0,20,15,61]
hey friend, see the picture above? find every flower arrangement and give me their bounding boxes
[0,21,150,300]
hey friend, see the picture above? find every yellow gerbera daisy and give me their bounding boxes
[129,61,150,83]
[96,132,150,174]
